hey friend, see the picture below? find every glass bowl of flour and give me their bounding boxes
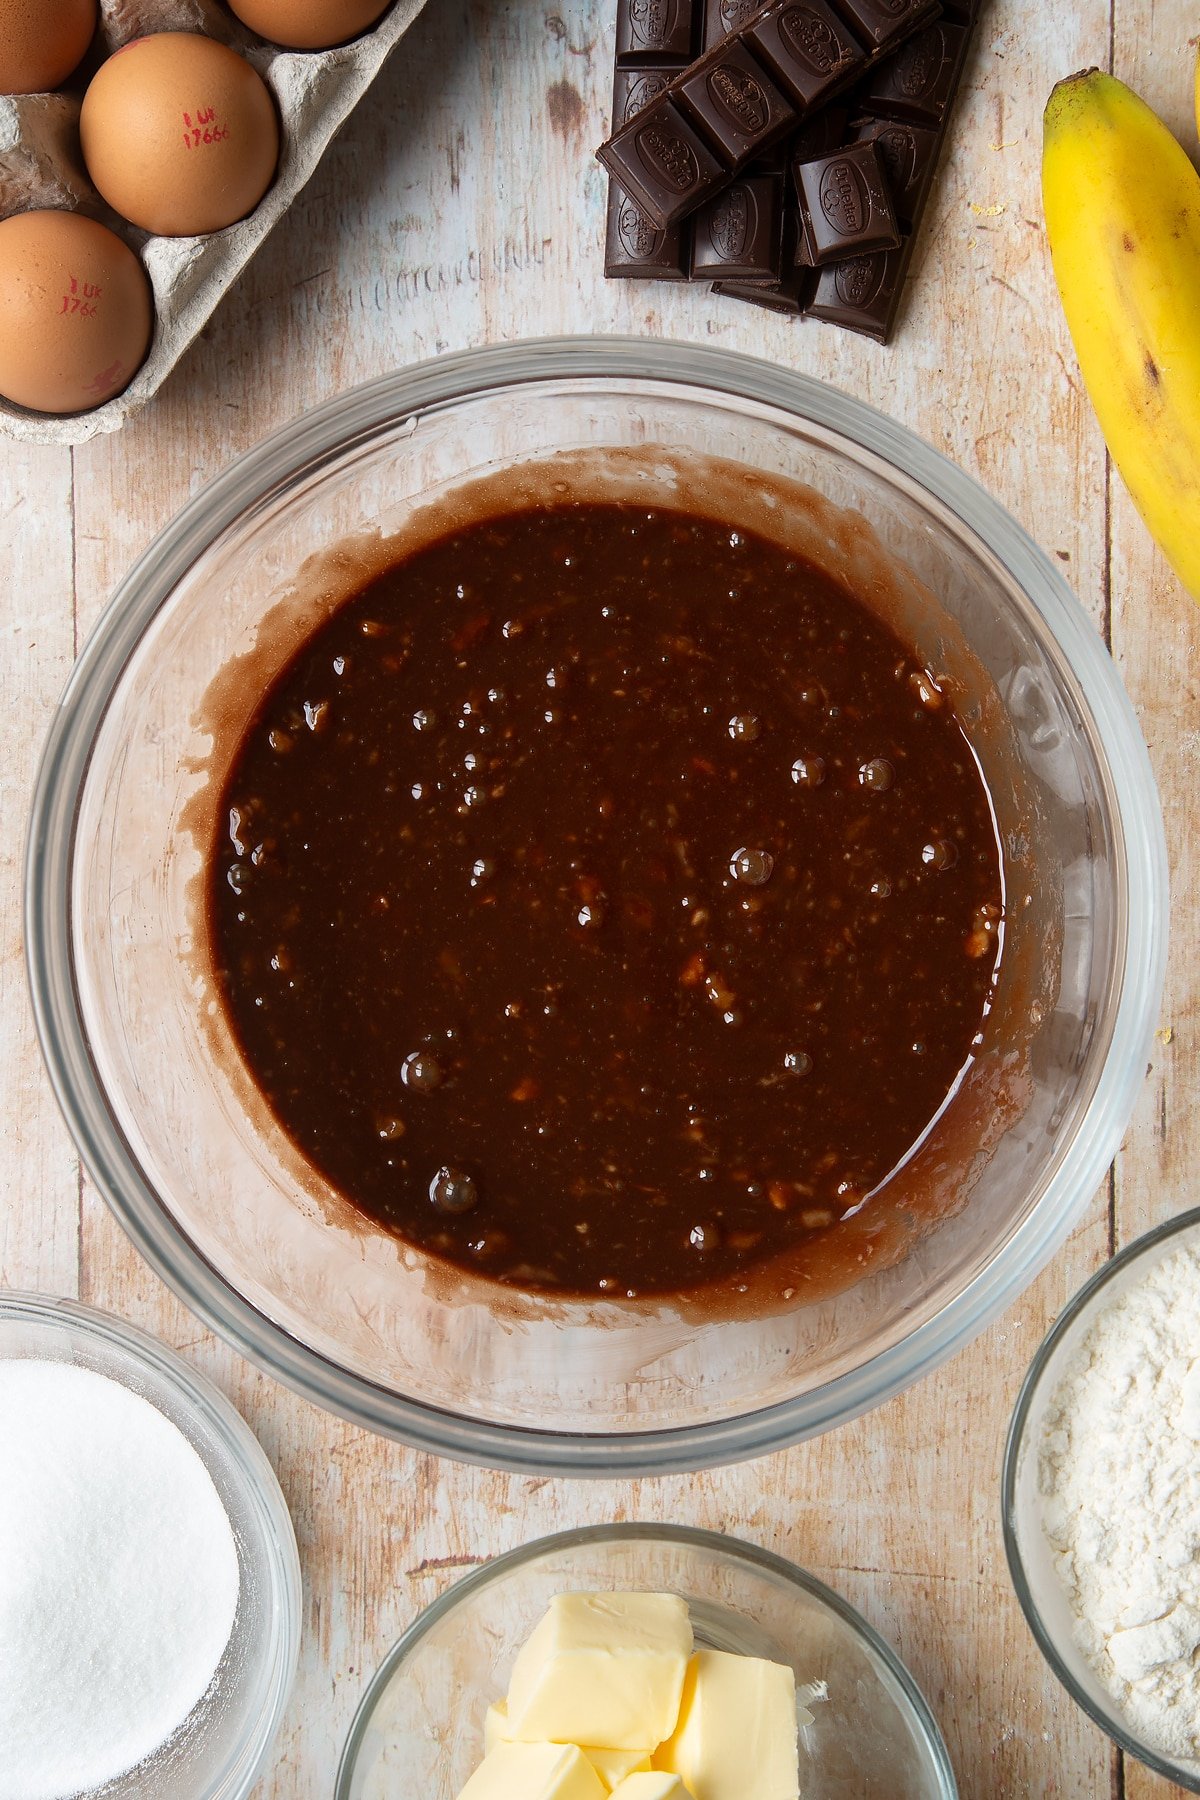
[0,1292,302,1800]
[1003,1207,1200,1789]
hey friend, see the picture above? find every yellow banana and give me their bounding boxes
[1042,68,1200,600]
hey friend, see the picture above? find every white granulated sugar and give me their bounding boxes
[0,1359,240,1800]
[1037,1240,1200,1761]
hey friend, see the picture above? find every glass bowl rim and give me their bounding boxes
[0,1288,303,1800]
[1001,1204,1200,1790]
[332,1518,958,1799]
[24,334,1169,1474]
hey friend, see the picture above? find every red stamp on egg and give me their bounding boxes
[181,106,232,150]
[59,275,102,319]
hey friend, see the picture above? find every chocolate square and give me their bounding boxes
[848,116,940,223]
[605,183,690,277]
[745,0,866,111]
[691,173,784,277]
[677,40,795,163]
[861,21,969,125]
[786,102,849,168]
[702,0,773,47]
[598,94,728,228]
[613,65,685,128]
[616,0,699,63]
[803,236,913,338]
[794,139,901,264]
[828,0,938,52]
[713,267,815,310]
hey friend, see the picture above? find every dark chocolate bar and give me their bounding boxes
[713,272,813,311]
[616,0,699,62]
[614,65,683,118]
[740,2,865,114]
[691,173,785,278]
[604,59,693,279]
[605,184,690,277]
[832,0,936,51]
[777,13,972,336]
[754,10,972,335]
[603,0,980,342]
[847,115,940,224]
[597,0,939,231]
[600,92,728,226]
[861,18,968,124]
[785,101,849,162]
[804,237,913,337]
[676,40,795,166]
[793,138,900,264]
[702,0,771,47]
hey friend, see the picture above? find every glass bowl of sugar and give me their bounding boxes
[0,1291,301,1800]
[1003,1206,1200,1790]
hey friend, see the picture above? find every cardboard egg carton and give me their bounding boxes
[0,0,430,444]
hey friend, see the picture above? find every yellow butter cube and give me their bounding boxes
[456,1741,606,1800]
[583,1746,655,1789]
[609,1777,695,1798]
[506,1593,693,1750]
[483,1701,511,1754]
[655,1649,799,1800]
[482,1700,651,1791]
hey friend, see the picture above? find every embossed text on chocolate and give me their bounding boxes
[636,123,701,190]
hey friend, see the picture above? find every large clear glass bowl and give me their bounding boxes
[25,337,1167,1473]
[1002,1208,1200,1790]
[334,1523,958,1799]
[0,1292,301,1800]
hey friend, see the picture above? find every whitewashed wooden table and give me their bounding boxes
[2,1,1198,1794]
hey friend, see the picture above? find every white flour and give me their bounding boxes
[0,1359,241,1800]
[1037,1239,1200,1761]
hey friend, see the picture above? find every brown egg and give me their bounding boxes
[80,34,279,237]
[0,0,97,95]
[0,210,153,413]
[225,0,391,50]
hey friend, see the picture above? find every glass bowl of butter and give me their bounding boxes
[334,1523,957,1799]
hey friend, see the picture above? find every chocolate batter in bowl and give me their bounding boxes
[202,487,1007,1305]
[27,341,1166,1473]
